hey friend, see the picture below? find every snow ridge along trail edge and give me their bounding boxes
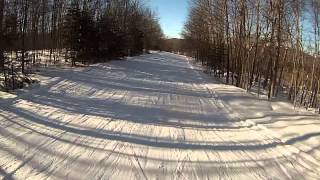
[1,52,320,180]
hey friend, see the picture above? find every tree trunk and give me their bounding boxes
[21,0,29,74]
[0,0,4,72]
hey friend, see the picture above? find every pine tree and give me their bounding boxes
[63,1,81,66]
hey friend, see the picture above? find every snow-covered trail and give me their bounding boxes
[1,52,320,179]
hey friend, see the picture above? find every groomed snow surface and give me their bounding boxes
[1,52,320,180]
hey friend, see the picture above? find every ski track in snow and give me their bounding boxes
[1,52,320,179]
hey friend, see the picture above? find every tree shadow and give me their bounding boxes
[0,166,14,180]
[1,52,320,179]
[1,110,319,179]
[5,104,320,152]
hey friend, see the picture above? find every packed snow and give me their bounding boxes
[0,52,320,179]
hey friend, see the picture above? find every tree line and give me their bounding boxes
[0,0,163,89]
[183,0,320,111]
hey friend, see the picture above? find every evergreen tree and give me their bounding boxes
[63,1,81,65]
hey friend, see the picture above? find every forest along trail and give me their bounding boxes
[1,52,320,180]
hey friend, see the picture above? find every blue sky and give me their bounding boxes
[146,0,190,38]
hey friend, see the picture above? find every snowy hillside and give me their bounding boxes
[0,52,320,179]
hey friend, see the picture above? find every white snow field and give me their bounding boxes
[1,52,320,180]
